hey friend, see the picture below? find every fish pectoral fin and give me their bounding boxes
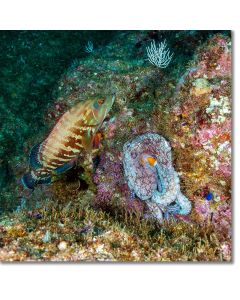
[53,160,76,175]
[82,131,93,151]
[38,176,52,185]
[91,132,102,149]
[29,143,43,170]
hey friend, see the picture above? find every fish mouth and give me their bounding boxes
[101,94,115,121]
[105,94,115,114]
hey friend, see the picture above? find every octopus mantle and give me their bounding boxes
[123,133,191,219]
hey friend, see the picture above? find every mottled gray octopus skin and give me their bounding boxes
[123,133,191,222]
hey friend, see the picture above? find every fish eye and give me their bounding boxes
[98,99,104,105]
[93,99,104,109]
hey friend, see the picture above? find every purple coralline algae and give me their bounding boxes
[93,149,145,214]
[123,133,191,221]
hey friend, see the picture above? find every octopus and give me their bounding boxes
[123,133,191,222]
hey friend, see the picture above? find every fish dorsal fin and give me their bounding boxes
[29,143,43,170]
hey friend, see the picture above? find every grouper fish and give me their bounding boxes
[21,95,115,190]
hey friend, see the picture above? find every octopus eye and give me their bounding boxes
[147,156,157,166]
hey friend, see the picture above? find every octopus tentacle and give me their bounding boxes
[155,163,166,195]
[145,201,164,222]
[175,193,192,215]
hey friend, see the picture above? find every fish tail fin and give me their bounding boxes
[21,172,37,190]
[29,143,43,170]
[21,171,52,190]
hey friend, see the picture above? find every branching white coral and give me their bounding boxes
[146,40,173,68]
[85,41,94,53]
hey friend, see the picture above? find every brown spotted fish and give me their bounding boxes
[21,95,115,189]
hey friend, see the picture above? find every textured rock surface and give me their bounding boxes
[0,31,231,262]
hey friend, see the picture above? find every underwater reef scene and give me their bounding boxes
[0,30,231,262]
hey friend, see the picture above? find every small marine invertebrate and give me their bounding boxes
[42,230,51,243]
[58,241,68,251]
[21,95,115,189]
[85,41,94,53]
[123,133,191,222]
[205,192,214,201]
[146,40,173,68]
[191,78,212,96]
